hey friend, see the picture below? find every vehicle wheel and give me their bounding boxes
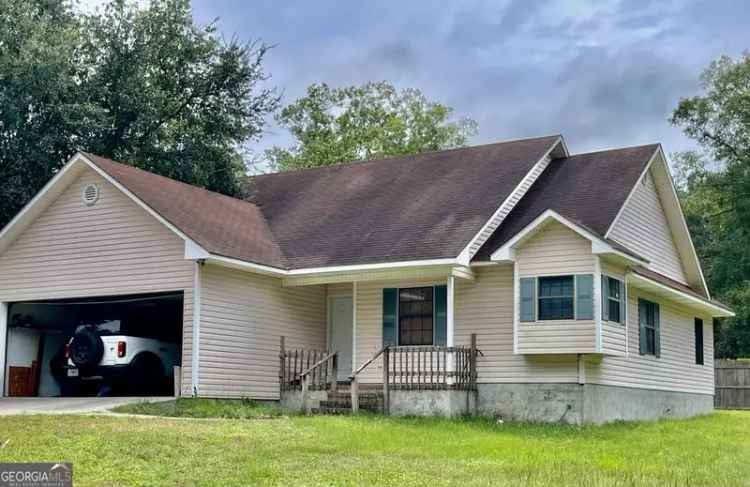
[69,327,104,371]
[126,354,164,396]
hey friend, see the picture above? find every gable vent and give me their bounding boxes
[82,184,100,206]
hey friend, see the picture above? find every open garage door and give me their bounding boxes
[3,292,182,397]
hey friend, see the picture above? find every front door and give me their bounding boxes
[329,296,353,381]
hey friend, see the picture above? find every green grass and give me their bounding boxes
[1,406,749,486]
[112,397,283,419]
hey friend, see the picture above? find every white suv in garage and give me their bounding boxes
[63,321,179,395]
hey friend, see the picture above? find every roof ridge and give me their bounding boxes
[251,134,563,179]
[568,143,660,158]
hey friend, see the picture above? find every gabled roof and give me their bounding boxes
[474,144,660,260]
[245,135,562,269]
[81,153,286,269]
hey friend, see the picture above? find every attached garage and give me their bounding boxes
[0,155,196,397]
[4,292,183,397]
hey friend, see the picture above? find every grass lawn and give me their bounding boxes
[0,402,748,487]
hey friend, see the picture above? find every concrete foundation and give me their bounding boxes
[389,389,476,417]
[582,384,714,424]
[280,390,327,413]
[477,383,584,424]
[279,383,714,423]
[476,383,713,424]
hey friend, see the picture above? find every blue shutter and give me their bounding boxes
[601,275,610,322]
[654,303,661,358]
[520,278,535,322]
[576,274,593,320]
[434,285,447,346]
[618,280,626,325]
[382,288,397,347]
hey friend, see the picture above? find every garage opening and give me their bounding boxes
[3,292,183,397]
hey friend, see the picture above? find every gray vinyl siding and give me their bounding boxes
[0,168,196,395]
[609,169,688,284]
[586,287,714,395]
[199,265,326,400]
[515,221,597,354]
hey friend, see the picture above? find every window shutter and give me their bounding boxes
[638,299,648,355]
[601,275,610,321]
[382,288,398,347]
[434,285,447,346]
[618,280,626,324]
[520,277,535,322]
[654,303,661,358]
[575,274,593,320]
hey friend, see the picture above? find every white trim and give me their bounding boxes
[605,147,660,239]
[206,255,287,277]
[185,240,210,260]
[624,274,630,357]
[594,256,602,353]
[457,137,564,265]
[191,262,202,396]
[512,260,520,354]
[0,154,87,256]
[605,147,710,299]
[0,302,7,397]
[628,272,734,317]
[490,209,648,266]
[352,282,358,374]
[655,148,710,298]
[289,258,458,276]
[446,276,455,348]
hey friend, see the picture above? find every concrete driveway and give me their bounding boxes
[0,397,173,416]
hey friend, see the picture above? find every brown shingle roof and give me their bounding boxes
[83,153,286,268]
[474,144,660,260]
[631,266,731,312]
[246,136,561,269]
[81,137,661,273]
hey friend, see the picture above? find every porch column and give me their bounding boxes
[0,302,7,396]
[446,276,455,347]
[352,281,358,374]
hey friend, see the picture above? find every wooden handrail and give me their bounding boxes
[300,351,337,378]
[349,346,387,379]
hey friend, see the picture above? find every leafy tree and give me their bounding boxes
[671,52,750,357]
[267,81,478,171]
[0,0,278,228]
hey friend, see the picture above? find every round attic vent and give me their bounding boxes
[82,184,100,206]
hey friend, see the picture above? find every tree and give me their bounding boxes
[0,0,278,228]
[267,81,478,171]
[671,52,750,357]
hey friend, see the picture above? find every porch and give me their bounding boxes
[279,334,480,416]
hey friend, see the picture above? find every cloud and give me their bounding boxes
[110,0,750,159]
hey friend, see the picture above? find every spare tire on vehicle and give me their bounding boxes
[69,327,104,370]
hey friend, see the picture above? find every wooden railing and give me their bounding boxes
[348,334,480,415]
[279,337,338,394]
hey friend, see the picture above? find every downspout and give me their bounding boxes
[0,303,7,397]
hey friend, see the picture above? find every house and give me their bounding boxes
[0,135,732,423]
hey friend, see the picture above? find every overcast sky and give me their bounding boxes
[85,0,748,158]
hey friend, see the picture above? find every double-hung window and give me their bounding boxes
[538,276,575,320]
[398,287,434,346]
[602,275,625,324]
